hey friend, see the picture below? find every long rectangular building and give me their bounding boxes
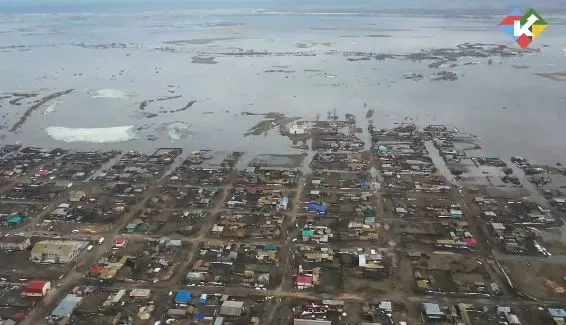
[30,240,87,263]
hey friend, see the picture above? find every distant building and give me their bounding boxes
[0,235,31,251]
[24,280,51,297]
[30,240,87,263]
[289,123,307,135]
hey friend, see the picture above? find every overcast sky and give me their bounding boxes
[1,0,565,13]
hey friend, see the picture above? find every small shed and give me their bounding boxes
[423,303,444,319]
[70,191,86,202]
[379,301,393,314]
[166,239,182,249]
[126,219,144,233]
[129,289,151,300]
[167,309,186,318]
[549,308,566,325]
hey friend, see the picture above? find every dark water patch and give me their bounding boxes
[534,71,566,82]
[249,154,305,168]
[8,92,38,106]
[191,56,218,64]
[511,65,530,69]
[164,38,239,45]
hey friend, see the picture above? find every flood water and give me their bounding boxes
[1,1,566,165]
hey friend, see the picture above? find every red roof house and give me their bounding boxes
[464,237,477,246]
[296,275,313,287]
[24,280,51,297]
[89,264,105,275]
[34,169,49,177]
[113,237,127,248]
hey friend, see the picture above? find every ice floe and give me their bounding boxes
[42,101,59,115]
[89,88,128,99]
[45,126,137,143]
[154,121,194,141]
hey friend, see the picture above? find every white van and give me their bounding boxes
[98,237,105,245]
[86,245,94,251]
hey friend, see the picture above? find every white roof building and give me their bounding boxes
[289,123,307,135]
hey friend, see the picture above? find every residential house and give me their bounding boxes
[113,237,127,249]
[51,294,82,318]
[130,289,152,301]
[0,235,31,251]
[70,190,86,202]
[220,300,244,317]
[423,303,444,319]
[126,219,145,233]
[24,280,51,297]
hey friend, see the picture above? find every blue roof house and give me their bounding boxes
[52,294,82,318]
[307,202,327,215]
[175,290,192,304]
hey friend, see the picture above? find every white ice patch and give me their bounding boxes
[89,89,128,99]
[42,101,59,115]
[45,126,137,143]
[165,121,194,141]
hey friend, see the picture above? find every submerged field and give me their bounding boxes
[0,5,565,164]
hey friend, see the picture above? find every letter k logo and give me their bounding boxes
[514,14,537,37]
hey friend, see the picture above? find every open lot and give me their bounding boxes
[502,260,566,300]
[0,249,71,282]
[210,211,287,240]
[142,208,206,236]
[0,283,36,319]
[310,152,371,171]
[226,187,292,213]
[411,252,501,296]
[307,170,372,190]
[86,239,190,284]
[187,241,281,289]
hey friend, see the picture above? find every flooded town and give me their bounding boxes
[1,115,566,325]
[1,0,566,324]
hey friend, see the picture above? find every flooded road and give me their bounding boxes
[424,141,459,186]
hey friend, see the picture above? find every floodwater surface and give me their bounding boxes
[0,1,565,164]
